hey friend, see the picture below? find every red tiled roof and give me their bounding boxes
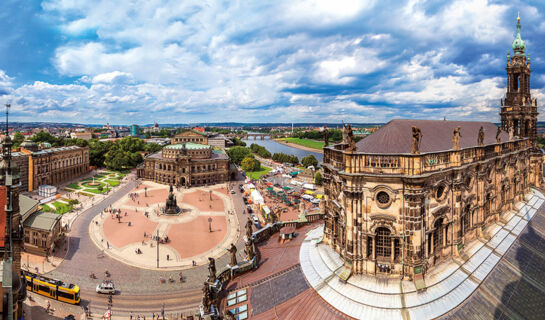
[355,119,510,154]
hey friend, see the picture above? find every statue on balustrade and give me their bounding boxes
[478,126,485,146]
[227,243,238,267]
[411,126,423,154]
[208,257,216,283]
[496,127,502,143]
[452,126,461,150]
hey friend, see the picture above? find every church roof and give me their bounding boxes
[355,119,510,154]
[165,142,210,150]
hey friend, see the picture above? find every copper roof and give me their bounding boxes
[355,119,510,154]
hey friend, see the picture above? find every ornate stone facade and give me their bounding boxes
[322,17,543,279]
[138,132,230,186]
[20,145,90,191]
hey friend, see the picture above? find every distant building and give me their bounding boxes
[70,132,92,140]
[19,145,90,191]
[137,132,231,186]
[130,124,140,136]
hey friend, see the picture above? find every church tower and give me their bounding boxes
[500,14,538,141]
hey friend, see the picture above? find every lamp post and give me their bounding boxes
[208,217,212,233]
[156,230,160,268]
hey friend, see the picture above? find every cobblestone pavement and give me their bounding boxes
[28,171,249,317]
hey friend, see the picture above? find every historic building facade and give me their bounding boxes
[21,145,90,191]
[322,17,543,279]
[138,133,230,186]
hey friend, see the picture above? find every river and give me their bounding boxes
[242,137,324,163]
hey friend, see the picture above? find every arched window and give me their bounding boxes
[433,218,443,253]
[375,227,391,259]
[462,205,471,235]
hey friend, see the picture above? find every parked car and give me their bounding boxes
[230,189,236,194]
[96,281,116,294]
[251,215,261,228]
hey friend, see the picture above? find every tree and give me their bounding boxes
[226,146,251,165]
[144,143,162,153]
[12,132,25,147]
[232,137,246,147]
[250,143,271,158]
[64,138,89,147]
[302,154,318,168]
[32,130,62,146]
[241,156,261,172]
[314,171,323,185]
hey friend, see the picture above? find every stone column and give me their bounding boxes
[372,236,376,260]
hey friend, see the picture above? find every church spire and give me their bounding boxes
[512,12,526,56]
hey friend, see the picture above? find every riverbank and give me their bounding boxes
[274,138,324,154]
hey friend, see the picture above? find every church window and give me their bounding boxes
[376,191,391,207]
[375,227,391,259]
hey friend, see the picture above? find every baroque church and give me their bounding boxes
[322,16,543,278]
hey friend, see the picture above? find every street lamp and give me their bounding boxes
[156,230,160,268]
[208,217,212,233]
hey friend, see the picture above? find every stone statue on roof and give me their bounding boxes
[323,126,329,147]
[245,237,255,261]
[411,126,423,154]
[496,127,502,143]
[452,126,461,150]
[245,217,253,240]
[478,126,485,146]
[343,124,356,151]
[208,257,216,283]
[227,243,237,267]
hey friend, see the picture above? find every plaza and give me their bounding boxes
[89,181,240,269]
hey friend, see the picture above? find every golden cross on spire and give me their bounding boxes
[518,11,520,21]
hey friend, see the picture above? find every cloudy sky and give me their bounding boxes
[0,0,544,125]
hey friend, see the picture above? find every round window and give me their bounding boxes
[436,185,445,199]
[377,191,390,205]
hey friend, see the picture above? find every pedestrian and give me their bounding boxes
[166,254,170,261]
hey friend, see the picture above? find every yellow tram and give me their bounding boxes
[23,271,80,304]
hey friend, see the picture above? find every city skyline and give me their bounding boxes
[1,1,545,125]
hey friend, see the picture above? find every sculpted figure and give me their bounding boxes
[496,127,502,143]
[245,217,253,240]
[478,126,485,146]
[208,257,216,282]
[323,126,329,147]
[245,238,255,260]
[346,124,356,151]
[452,126,461,150]
[411,126,423,154]
[202,282,211,313]
[227,243,237,266]
[509,127,514,140]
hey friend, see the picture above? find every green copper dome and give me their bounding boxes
[512,15,525,55]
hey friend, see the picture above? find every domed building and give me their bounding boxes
[138,130,230,186]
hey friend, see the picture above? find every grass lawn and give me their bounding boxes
[51,201,73,214]
[105,179,120,187]
[245,165,272,180]
[83,187,110,194]
[277,138,325,150]
[67,183,81,189]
